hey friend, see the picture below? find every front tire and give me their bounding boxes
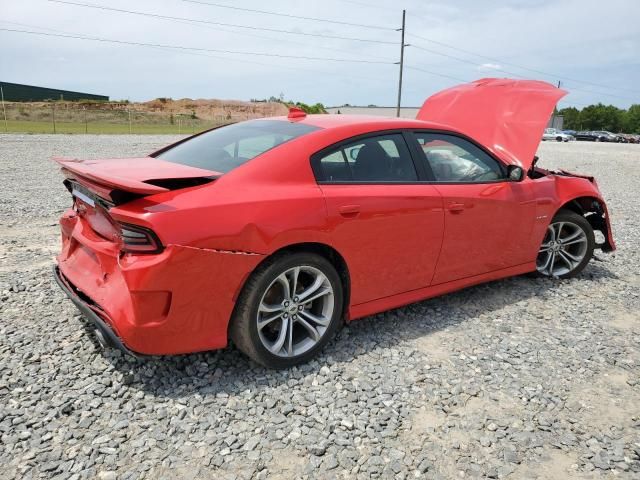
[536,210,595,278]
[230,252,344,368]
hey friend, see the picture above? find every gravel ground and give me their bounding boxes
[1,134,639,479]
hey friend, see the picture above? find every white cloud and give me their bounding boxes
[478,63,502,71]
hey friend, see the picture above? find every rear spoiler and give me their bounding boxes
[54,157,169,195]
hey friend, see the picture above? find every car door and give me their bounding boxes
[312,132,444,305]
[407,131,537,285]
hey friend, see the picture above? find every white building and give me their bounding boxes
[325,106,420,118]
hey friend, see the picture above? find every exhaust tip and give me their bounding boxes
[94,329,109,349]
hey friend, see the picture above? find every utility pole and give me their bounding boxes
[395,9,407,118]
[557,80,562,89]
[1,86,7,133]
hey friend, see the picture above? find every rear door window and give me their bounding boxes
[316,134,417,182]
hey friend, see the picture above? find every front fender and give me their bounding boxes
[552,176,615,252]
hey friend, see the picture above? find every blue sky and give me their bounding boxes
[1,0,639,108]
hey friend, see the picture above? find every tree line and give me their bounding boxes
[558,104,640,133]
[251,95,327,114]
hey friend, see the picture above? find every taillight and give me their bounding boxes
[118,222,163,254]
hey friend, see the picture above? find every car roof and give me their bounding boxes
[259,114,452,131]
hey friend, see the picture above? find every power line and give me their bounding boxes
[400,62,633,107]
[407,32,640,96]
[409,40,638,102]
[47,0,396,45]
[405,65,469,83]
[0,28,395,64]
[180,0,396,31]
[40,5,395,63]
[40,4,394,63]
[307,2,640,99]
[409,43,528,79]
[557,83,637,102]
[0,20,398,88]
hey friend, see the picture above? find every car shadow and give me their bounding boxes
[90,263,618,399]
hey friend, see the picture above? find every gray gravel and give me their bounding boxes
[1,134,639,479]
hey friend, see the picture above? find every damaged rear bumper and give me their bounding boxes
[55,209,265,355]
[54,266,141,358]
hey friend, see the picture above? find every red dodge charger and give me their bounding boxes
[53,79,615,368]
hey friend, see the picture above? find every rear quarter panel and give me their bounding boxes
[108,129,346,254]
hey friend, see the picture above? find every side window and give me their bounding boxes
[414,133,505,182]
[318,151,351,181]
[317,134,417,182]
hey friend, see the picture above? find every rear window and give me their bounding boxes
[154,120,321,173]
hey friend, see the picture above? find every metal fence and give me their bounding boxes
[0,102,270,134]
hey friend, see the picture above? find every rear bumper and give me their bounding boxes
[53,266,141,358]
[56,209,264,355]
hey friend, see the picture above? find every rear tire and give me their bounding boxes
[230,252,344,369]
[536,210,595,279]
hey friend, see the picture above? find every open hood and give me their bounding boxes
[416,78,567,170]
[54,156,221,204]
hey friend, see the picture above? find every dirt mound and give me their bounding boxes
[140,98,288,120]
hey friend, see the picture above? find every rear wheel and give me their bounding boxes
[556,136,563,142]
[536,210,594,278]
[230,252,343,368]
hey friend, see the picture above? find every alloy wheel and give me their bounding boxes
[257,266,335,357]
[537,221,589,277]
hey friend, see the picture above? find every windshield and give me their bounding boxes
[155,120,321,173]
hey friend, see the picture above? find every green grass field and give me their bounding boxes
[1,120,219,135]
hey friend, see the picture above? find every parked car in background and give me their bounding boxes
[52,78,615,368]
[593,131,619,142]
[574,131,595,141]
[542,128,572,142]
[575,131,612,142]
[562,130,577,137]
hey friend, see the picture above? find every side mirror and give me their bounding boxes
[507,165,525,182]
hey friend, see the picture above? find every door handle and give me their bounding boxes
[448,202,465,213]
[338,204,361,217]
